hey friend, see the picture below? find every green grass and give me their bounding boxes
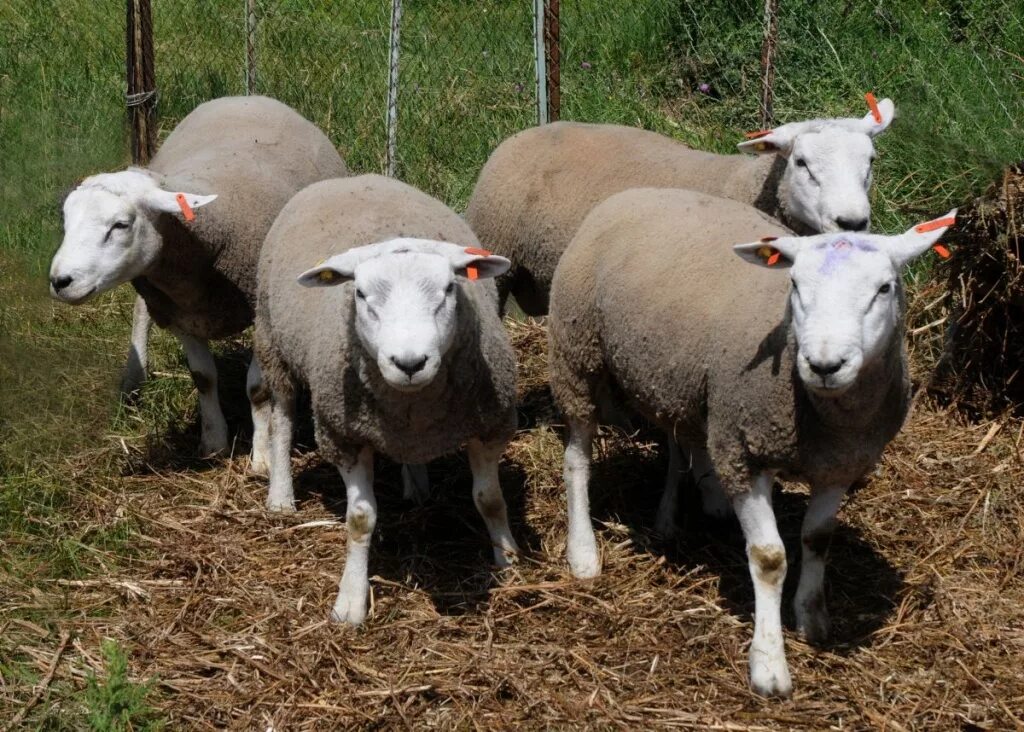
[1,0,1022,723]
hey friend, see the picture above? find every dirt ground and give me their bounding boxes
[5,319,1024,729]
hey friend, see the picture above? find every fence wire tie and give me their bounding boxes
[125,89,158,107]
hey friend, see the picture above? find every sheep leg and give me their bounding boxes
[692,446,732,520]
[733,472,792,698]
[467,439,520,567]
[173,329,229,456]
[246,358,271,477]
[794,484,846,645]
[654,437,682,538]
[120,295,152,397]
[401,463,430,504]
[265,389,296,512]
[331,447,376,626]
[564,418,600,578]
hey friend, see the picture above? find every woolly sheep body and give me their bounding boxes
[256,174,517,468]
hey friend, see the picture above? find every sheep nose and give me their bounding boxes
[808,358,845,377]
[51,275,73,292]
[391,354,428,377]
[836,217,868,232]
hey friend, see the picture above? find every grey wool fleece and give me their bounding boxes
[548,188,910,496]
[464,121,784,315]
[135,95,347,339]
[255,174,517,468]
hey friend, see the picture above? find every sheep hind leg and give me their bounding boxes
[401,463,430,504]
[795,484,847,645]
[564,418,600,578]
[120,295,152,397]
[692,445,732,520]
[246,357,272,477]
[733,472,792,698]
[331,447,376,626]
[174,329,229,457]
[654,437,682,538]
[467,439,520,567]
[265,388,296,512]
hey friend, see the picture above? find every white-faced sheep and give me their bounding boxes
[465,99,894,316]
[548,186,954,697]
[49,95,347,466]
[254,174,520,625]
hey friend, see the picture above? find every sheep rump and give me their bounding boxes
[138,95,348,339]
[255,174,517,467]
[549,188,910,494]
[465,121,782,315]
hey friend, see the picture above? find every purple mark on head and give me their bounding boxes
[817,236,877,275]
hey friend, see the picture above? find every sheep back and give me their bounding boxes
[257,175,517,467]
[466,121,779,314]
[550,187,908,494]
[139,95,347,338]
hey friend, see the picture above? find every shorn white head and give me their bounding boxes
[50,169,217,304]
[737,98,896,234]
[734,209,956,395]
[298,238,511,392]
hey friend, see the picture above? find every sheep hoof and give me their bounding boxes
[796,597,831,646]
[494,547,519,568]
[330,587,368,626]
[654,513,678,539]
[749,660,793,699]
[200,432,229,458]
[265,497,296,513]
[248,450,270,478]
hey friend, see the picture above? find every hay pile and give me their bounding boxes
[3,319,1023,729]
[930,162,1024,417]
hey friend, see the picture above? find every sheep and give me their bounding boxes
[49,95,347,466]
[465,99,894,316]
[254,174,521,625]
[548,186,954,697]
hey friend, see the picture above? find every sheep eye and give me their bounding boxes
[355,289,366,300]
[445,282,455,295]
[111,221,130,231]
[795,158,807,168]
[790,280,799,293]
[878,283,892,295]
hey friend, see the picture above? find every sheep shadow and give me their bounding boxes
[584,430,905,653]
[291,444,539,618]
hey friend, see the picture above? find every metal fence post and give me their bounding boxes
[759,0,779,129]
[544,0,560,122]
[126,0,156,164]
[245,0,257,94]
[533,0,548,125]
[386,0,402,177]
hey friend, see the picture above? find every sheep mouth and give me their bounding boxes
[51,285,97,305]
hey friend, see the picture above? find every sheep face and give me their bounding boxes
[50,170,216,304]
[734,210,955,395]
[298,237,511,392]
[737,98,895,234]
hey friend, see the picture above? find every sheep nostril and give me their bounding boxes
[836,217,868,232]
[391,355,428,377]
[808,359,845,377]
[51,275,73,292]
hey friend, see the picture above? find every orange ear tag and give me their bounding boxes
[744,129,773,139]
[865,92,882,124]
[757,245,781,266]
[464,247,491,280]
[915,216,956,233]
[175,193,196,223]
[933,244,951,259]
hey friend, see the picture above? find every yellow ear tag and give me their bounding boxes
[318,270,337,283]
[754,142,768,152]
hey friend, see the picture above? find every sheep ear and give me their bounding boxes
[737,123,799,157]
[885,209,957,268]
[449,247,511,280]
[297,253,357,288]
[732,236,805,269]
[142,188,218,216]
[861,97,895,136]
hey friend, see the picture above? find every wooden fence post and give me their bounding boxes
[544,0,560,122]
[126,0,156,164]
[759,0,779,129]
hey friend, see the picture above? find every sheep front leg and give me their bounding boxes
[733,472,792,698]
[173,329,229,456]
[265,389,296,512]
[332,447,376,626]
[467,439,520,567]
[564,418,600,578]
[795,484,847,645]
[654,438,682,538]
[120,296,152,397]
[246,358,271,477]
